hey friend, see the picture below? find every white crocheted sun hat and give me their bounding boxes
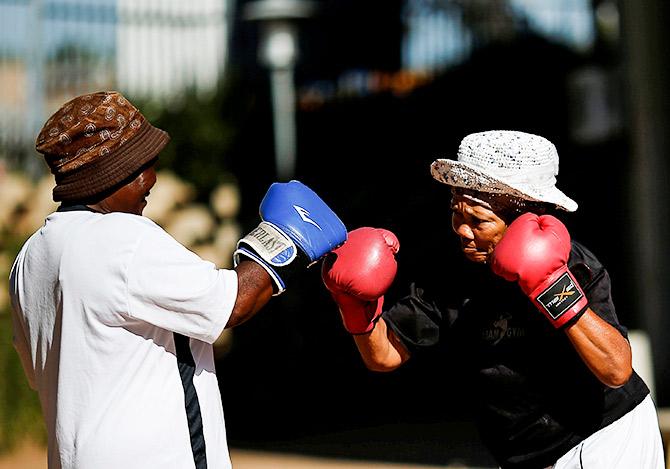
[430,130,578,212]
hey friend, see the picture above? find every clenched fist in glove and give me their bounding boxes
[491,213,588,328]
[321,227,399,334]
[235,180,347,295]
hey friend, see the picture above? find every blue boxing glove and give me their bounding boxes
[234,180,347,295]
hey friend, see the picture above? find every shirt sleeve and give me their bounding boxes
[569,242,628,338]
[125,223,237,344]
[8,249,37,390]
[382,282,459,354]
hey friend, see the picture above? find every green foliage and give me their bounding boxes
[132,71,255,202]
[0,315,46,454]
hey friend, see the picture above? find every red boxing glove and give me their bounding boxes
[321,227,399,334]
[491,213,588,328]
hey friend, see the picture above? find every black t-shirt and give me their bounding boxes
[382,240,649,469]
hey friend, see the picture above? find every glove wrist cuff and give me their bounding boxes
[339,296,384,335]
[234,221,309,295]
[530,265,588,328]
[238,222,297,266]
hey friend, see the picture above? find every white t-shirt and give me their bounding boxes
[9,209,237,469]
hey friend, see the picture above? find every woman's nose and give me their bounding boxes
[454,222,474,240]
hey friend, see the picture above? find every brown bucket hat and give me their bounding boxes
[36,90,170,202]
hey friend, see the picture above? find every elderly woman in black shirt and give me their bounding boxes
[322,130,665,469]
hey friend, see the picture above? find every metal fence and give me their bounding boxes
[0,0,229,170]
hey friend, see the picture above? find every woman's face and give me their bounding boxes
[451,194,508,264]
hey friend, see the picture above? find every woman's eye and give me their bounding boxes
[473,217,491,227]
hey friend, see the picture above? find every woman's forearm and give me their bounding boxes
[353,318,411,372]
[565,309,633,388]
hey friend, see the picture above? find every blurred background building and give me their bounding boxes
[0,0,228,170]
[1,0,669,467]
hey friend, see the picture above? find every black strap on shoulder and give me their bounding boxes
[174,333,208,468]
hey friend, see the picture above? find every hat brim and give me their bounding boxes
[430,159,578,212]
